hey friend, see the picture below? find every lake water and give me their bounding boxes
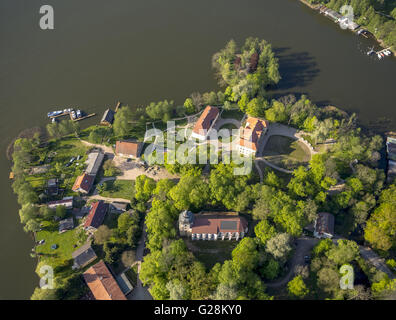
[1,0,395,299]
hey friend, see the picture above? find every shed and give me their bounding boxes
[72,242,97,269]
[59,217,74,233]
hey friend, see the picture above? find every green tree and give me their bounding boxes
[113,106,132,137]
[287,275,309,298]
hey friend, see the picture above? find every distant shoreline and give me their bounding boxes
[297,0,396,57]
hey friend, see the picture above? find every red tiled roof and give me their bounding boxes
[115,140,142,157]
[193,106,219,136]
[84,201,108,229]
[191,215,247,234]
[238,117,268,151]
[72,173,95,193]
[83,260,126,300]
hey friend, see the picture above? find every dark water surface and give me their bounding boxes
[0,0,395,299]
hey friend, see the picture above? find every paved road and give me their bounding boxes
[127,224,153,300]
[266,237,318,288]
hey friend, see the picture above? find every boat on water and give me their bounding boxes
[76,110,82,118]
[47,110,63,118]
[378,53,382,59]
[71,111,77,120]
[367,47,374,55]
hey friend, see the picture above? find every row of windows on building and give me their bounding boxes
[191,232,245,240]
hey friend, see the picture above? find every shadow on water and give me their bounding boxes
[274,47,320,90]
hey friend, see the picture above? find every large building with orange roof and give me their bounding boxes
[191,106,220,141]
[83,260,127,300]
[237,116,269,156]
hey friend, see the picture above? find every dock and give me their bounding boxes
[49,112,70,119]
[71,113,96,122]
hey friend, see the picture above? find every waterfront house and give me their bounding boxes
[179,211,248,241]
[237,116,269,156]
[100,108,115,126]
[59,217,74,233]
[191,106,220,141]
[115,140,143,158]
[84,201,108,231]
[83,260,127,300]
[48,196,74,210]
[72,242,97,269]
[85,152,105,176]
[314,212,335,239]
[72,173,95,194]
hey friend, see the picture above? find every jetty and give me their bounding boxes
[71,113,96,122]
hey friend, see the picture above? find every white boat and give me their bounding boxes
[47,110,63,117]
[71,111,76,119]
[76,110,81,118]
[378,53,382,59]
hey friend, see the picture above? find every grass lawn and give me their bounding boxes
[99,180,135,200]
[262,135,311,171]
[184,239,238,270]
[221,109,245,121]
[35,220,86,266]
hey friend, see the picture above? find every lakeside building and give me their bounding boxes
[179,211,248,241]
[100,109,115,126]
[47,196,74,210]
[115,140,143,158]
[85,152,105,176]
[72,173,95,194]
[314,212,335,239]
[83,260,127,300]
[237,116,269,156]
[72,242,97,269]
[191,106,220,141]
[339,16,360,31]
[84,201,109,231]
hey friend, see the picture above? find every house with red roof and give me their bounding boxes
[191,106,220,141]
[237,116,269,156]
[179,211,248,241]
[83,260,127,300]
[72,173,95,194]
[84,201,109,231]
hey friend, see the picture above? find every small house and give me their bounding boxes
[72,173,95,194]
[46,178,59,196]
[72,242,97,269]
[100,109,115,126]
[314,212,335,239]
[59,217,74,233]
[85,152,105,176]
[48,196,74,210]
[84,201,109,231]
[115,140,143,158]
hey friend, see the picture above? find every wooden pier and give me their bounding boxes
[70,113,96,122]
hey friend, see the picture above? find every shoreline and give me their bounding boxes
[297,0,396,58]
